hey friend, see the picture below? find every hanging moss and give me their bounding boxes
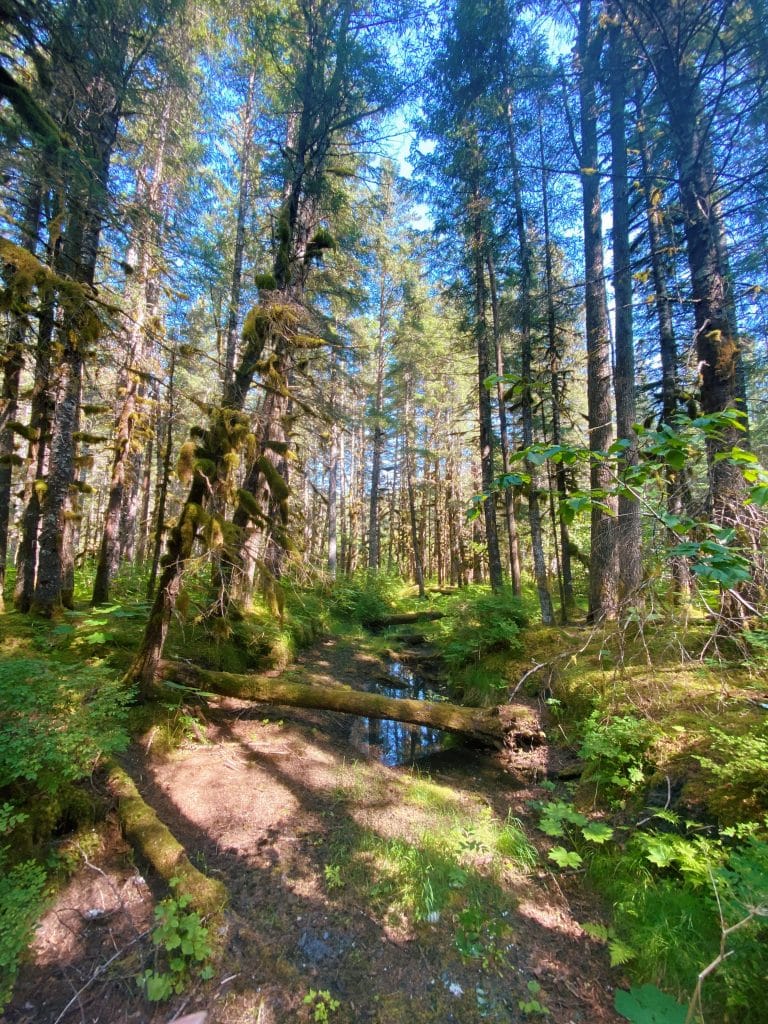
[203,516,225,550]
[242,305,271,345]
[304,228,337,264]
[81,403,110,416]
[263,439,289,455]
[0,66,66,151]
[195,457,216,479]
[236,488,268,523]
[33,479,47,500]
[293,333,326,349]
[0,453,23,466]
[70,481,93,494]
[6,421,39,442]
[256,456,290,502]
[176,440,197,484]
[72,432,108,445]
[254,272,277,291]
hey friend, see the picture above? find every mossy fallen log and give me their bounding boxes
[160,662,544,750]
[107,763,227,916]
[365,610,445,629]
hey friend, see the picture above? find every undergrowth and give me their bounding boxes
[527,613,768,1024]
[0,640,132,1009]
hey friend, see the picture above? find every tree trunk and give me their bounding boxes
[504,94,554,624]
[223,69,257,395]
[539,106,574,620]
[328,422,339,576]
[404,378,425,598]
[368,285,387,569]
[0,182,41,610]
[635,88,692,601]
[472,215,503,591]
[651,37,749,520]
[147,349,176,599]
[609,13,642,604]
[486,253,522,595]
[578,0,618,621]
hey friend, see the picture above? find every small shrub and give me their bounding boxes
[325,570,403,625]
[579,711,657,802]
[438,587,527,668]
[696,721,768,811]
[140,878,214,1001]
[0,658,131,798]
[0,859,46,1010]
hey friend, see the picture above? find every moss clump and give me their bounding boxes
[254,272,277,291]
[256,455,291,501]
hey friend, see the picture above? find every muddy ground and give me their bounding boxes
[4,637,622,1024]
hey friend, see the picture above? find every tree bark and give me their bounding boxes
[504,94,554,624]
[486,253,522,595]
[608,11,642,603]
[223,69,257,396]
[538,105,574,619]
[578,0,618,621]
[472,213,503,591]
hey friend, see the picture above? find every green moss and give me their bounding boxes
[108,764,227,917]
[256,455,291,501]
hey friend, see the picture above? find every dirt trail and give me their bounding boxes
[6,637,621,1024]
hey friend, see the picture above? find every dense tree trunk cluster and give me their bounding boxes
[0,0,765,686]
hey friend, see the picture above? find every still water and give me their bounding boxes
[347,658,447,766]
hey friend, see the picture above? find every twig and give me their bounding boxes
[684,868,766,1024]
[51,930,149,1024]
[510,627,601,698]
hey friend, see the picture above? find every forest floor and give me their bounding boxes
[5,632,623,1024]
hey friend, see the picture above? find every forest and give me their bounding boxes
[0,0,767,1021]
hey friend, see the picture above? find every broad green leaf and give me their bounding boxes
[84,631,109,645]
[548,846,582,869]
[614,984,687,1023]
[581,822,614,844]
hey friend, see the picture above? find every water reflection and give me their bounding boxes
[348,658,447,766]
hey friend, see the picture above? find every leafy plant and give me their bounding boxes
[696,721,768,809]
[582,921,636,967]
[518,980,550,1016]
[579,712,657,802]
[437,587,527,668]
[0,859,46,1010]
[324,863,344,890]
[303,988,340,1022]
[0,657,131,796]
[454,905,508,969]
[140,879,214,1001]
[614,983,686,1024]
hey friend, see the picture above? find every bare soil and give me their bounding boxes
[4,637,621,1024]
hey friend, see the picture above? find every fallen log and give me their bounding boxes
[107,762,227,916]
[160,661,544,751]
[365,610,445,629]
